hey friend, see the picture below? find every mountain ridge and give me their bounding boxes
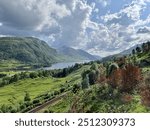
[0,37,60,65]
[0,37,100,66]
[57,45,101,61]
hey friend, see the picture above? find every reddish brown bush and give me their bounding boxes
[108,64,142,93]
[108,69,122,88]
[140,87,150,107]
[121,93,133,103]
[121,64,142,92]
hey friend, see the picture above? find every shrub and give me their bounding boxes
[108,64,142,93]
[96,84,113,100]
[140,87,150,107]
[33,99,40,104]
[81,75,89,89]
[54,90,59,96]
[20,104,26,110]
[81,70,90,80]
[24,92,31,102]
[121,64,141,92]
[72,84,81,94]
[107,63,119,76]
[60,88,65,93]
[88,70,97,85]
[121,93,133,103]
[0,73,6,78]
[29,72,38,79]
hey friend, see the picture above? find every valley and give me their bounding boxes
[0,37,150,113]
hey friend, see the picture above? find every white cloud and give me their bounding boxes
[101,0,150,26]
[1,0,150,57]
[0,0,71,31]
[137,26,150,33]
[52,0,93,47]
[97,0,111,7]
[94,8,99,13]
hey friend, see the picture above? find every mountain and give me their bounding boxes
[101,44,142,62]
[119,44,142,55]
[0,37,101,67]
[0,37,61,65]
[57,46,101,61]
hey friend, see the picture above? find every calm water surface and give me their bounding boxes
[43,61,90,70]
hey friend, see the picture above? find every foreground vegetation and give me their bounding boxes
[40,42,150,113]
[0,64,90,112]
[0,41,149,113]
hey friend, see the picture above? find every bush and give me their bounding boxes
[0,73,7,78]
[0,104,11,113]
[20,104,26,110]
[140,87,150,107]
[44,110,49,113]
[107,63,119,76]
[24,92,31,102]
[108,64,142,93]
[96,84,114,100]
[54,90,59,96]
[81,75,89,89]
[33,99,40,104]
[60,88,65,93]
[121,93,133,103]
[72,84,81,94]
[29,72,38,79]
[88,70,97,85]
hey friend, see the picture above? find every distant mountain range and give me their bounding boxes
[101,44,142,62]
[119,44,142,55]
[57,46,101,61]
[0,37,100,66]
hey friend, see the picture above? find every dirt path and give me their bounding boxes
[27,92,68,113]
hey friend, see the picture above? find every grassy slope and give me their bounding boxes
[38,92,74,113]
[0,60,26,71]
[0,37,60,66]
[0,65,90,106]
[39,52,150,113]
[40,85,149,113]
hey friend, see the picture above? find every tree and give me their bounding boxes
[148,41,150,50]
[88,70,97,85]
[132,49,135,55]
[72,84,81,94]
[81,75,89,89]
[81,70,91,79]
[108,69,122,89]
[62,68,68,77]
[13,74,19,82]
[29,72,38,79]
[95,69,100,81]
[108,64,141,93]
[107,63,119,76]
[136,46,141,53]
[20,72,29,79]
[90,63,98,70]
[121,64,141,92]
[24,92,31,102]
[142,43,149,52]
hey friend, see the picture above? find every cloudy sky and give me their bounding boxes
[0,0,150,57]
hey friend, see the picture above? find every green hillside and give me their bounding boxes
[0,37,60,66]
[39,42,150,113]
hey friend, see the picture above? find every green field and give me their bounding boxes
[38,92,74,113]
[0,65,90,106]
